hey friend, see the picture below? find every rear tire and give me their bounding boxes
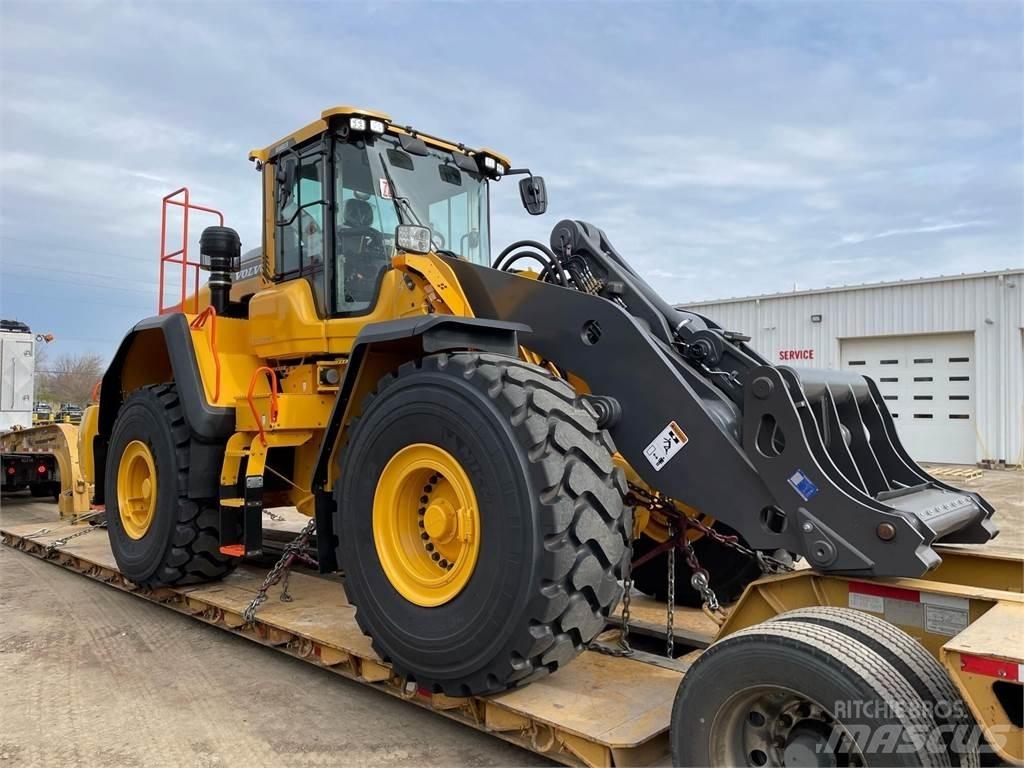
[337,352,630,696]
[671,620,951,767]
[770,607,980,767]
[105,384,237,586]
[631,522,762,607]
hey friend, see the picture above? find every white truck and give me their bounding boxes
[0,319,35,432]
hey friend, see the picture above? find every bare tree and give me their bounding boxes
[38,352,104,406]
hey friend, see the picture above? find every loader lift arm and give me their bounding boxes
[444,219,997,578]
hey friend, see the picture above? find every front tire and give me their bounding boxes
[337,352,630,696]
[105,384,236,586]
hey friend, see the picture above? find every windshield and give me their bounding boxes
[334,136,490,267]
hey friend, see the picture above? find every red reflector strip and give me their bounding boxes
[849,581,920,603]
[219,544,245,557]
[960,654,1021,681]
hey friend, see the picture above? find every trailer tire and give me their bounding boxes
[631,523,762,607]
[770,606,980,767]
[337,352,630,696]
[105,384,236,586]
[671,619,951,767]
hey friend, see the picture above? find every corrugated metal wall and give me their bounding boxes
[682,271,1024,465]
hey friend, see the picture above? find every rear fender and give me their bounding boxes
[94,314,233,504]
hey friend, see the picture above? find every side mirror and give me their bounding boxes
[276,154,299,207]
[519,176,547,216]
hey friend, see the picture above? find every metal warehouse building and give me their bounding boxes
[681,269,1023,466]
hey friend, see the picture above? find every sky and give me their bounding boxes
[0,0,1021,362]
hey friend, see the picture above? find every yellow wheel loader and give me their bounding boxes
[75,106,1013,764]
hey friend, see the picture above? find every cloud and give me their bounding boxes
[0,0,1020,352]
[837,220,991,246]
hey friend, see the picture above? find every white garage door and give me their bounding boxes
[840,333,976,464]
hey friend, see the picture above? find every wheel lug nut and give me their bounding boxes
[431,552,440,561]
[420,533,429,540]
[426,543,434,552]
[420,495,428,504]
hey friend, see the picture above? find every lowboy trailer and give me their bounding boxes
[2,504,1021,766]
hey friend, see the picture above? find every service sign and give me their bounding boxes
[779,348,815,361]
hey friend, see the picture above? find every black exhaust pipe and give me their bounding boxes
[199,226,241,315]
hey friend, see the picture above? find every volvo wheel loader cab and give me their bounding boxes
[90,105,998,699]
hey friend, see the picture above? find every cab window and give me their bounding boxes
[275,149,326,313]
[333,141,397,314]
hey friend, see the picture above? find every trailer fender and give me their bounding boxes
[94,313,233,503]
[309,315,530,572]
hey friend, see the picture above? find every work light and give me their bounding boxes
[395,224,432,254]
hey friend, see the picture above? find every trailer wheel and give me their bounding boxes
[337,352,630,696]
[770,607,980,767]
[671,620,951,767]
[105,384,237,586]
[631,523,762,607]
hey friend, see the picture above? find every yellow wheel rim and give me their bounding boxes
[117,440,157,540]
[373,443,480,607]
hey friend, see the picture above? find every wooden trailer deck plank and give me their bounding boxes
[1,519,679,765]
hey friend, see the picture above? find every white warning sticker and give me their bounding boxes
[848,592,885,614]
[921,593,970,636]
[379,178,393,199]
[643,421,688,471]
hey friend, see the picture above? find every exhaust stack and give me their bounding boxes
[199,226,241,315]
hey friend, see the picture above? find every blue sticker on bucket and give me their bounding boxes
[787,470,819,502]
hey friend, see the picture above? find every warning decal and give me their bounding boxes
[379,178,393,199]
[643,421,688,471]
[848,582,970,637]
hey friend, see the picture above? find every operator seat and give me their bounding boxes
[337,198,386,305]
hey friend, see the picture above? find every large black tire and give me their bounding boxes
[671,620,951,767]
[631,522,762,607]
[105,384,237,586]
[771,607,980,767]
[337,352,630,696]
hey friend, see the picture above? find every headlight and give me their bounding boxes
[369,119,385,134]
[349,116,367,132]
[482,156,497,170]
[395,225,432,254]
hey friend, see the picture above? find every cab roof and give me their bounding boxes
[248,105,510,167]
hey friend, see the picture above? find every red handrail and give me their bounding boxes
[246,366,279,447]
[159,187,224,315]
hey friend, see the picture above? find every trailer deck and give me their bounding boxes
[1,513,718,768]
